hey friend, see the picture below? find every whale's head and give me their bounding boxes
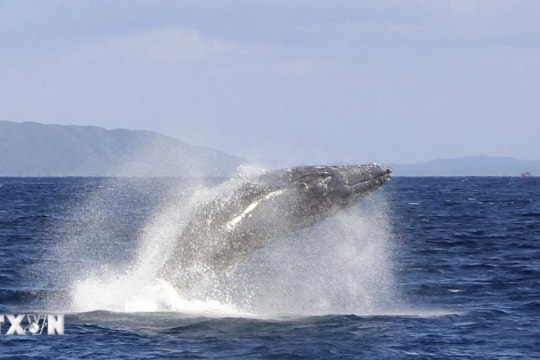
[258,163,391,223]
[289,163,391,209]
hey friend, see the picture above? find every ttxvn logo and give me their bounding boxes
[0,314,64,335]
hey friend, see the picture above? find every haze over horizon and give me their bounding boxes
[1,1,539,164]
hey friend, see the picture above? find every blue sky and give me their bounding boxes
[1,1,539,164]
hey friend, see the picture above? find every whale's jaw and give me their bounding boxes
[325,163,392,206]
[276,163,391,212]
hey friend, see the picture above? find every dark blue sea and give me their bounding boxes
[0,176,538,359]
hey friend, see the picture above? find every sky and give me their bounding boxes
[1,0,539,165]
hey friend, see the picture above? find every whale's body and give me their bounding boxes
[158,164,391,288]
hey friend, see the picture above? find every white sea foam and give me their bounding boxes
[71,275,248,316]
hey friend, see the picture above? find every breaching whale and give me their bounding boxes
[158,163,391,288]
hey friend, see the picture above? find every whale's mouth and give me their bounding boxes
[335,164,392,199]
[343,163,391,186]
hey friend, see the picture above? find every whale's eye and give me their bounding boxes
[322,174,332,184]
[312,174,332,192]
[297,172,333,194]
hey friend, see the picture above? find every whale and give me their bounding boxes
[158,163,391,288]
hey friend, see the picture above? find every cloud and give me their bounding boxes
[126,28,236,65]
[38,26,320,88]
[68,28,237,66]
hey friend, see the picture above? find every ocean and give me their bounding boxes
[0,176,538,359]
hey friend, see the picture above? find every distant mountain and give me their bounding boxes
[390,156,540,176]
[0,121,242,177]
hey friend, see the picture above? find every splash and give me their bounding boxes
[49,168,399,317]
[229,202,399,315]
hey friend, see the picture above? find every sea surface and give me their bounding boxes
[0,176,538,359]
